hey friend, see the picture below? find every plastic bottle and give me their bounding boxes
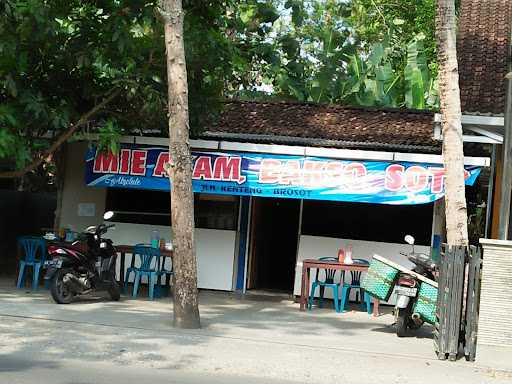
[151,230,160,248]
[344,244,353,264]
[338,248,345,263]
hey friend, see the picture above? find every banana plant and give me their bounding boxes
[341,34,437,109]
[341,42,402,107]
[404,34,438,109]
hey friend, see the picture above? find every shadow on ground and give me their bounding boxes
[0,281,436,374]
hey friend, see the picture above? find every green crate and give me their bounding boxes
[361,258,399,301]
[413,282,438,324]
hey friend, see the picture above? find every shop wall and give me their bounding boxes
[108,222,236,291]
[58,143,238,291]
[60,142,106,231]
[294,235,431,304]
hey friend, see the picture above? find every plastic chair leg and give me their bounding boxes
[124,270,132,294]
[132,272,141,298]
[319,286,325,308]
[33,263,41,290]
[148,273,156,300]
[364,291,372,314]
[17,262,26,289]
[340,286,350,312]
[333,287,340,313]
[358,288,365,310]
[308,282,318,310]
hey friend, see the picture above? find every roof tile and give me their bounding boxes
[458,0,512,114]
[203,101,438,151]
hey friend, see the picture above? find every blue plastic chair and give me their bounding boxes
[157,254,174,297]
[125,245,161,300]
[340,258,372,314]
[17,237,47,290]
[308,257,344,313]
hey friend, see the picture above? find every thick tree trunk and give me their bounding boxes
[160,0,200,329]
[436,0,468,246]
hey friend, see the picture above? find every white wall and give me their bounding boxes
[59,142,237,292]
[60,142,106,231]
[195,228,237,291]
[294,235,431,305]
[107,222,237,291]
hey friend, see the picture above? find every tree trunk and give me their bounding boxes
[436,0,468,246]
[53,146,66,230]
[160,0,200,329]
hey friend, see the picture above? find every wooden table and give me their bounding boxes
[300,258,380,316]
[116,245,174,288]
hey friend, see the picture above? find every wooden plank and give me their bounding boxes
[372,254,438,287]
[470,248,482,359]
[437,245,449,355]
[467,247,481,361]
[445,246,455,355]
[464,247,475,358]
[454,247,464,354]
[435,246,443,354]
[449,246,461,356]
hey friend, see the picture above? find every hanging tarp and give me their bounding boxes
[85,144,481,205]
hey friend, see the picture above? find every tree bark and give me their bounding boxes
[436,0,468,246]
[159,0,200,329]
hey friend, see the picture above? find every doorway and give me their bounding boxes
[247,197,301,292]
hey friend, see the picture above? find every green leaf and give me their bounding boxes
[368,43,385,66]
[97,120,121,155]
[375,63,393,81]
[240,5,257,24]
[4,74,18,98]
[404,36,430,109]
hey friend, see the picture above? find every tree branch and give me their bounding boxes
[0,89,120,179]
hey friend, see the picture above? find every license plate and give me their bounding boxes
[44,259,63,268]
[395,286,417,297]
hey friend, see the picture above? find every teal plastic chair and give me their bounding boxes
[340,258,372,314]
[157,254,174,297]
[17,237,47,290]
[308,257,344,313]
[125,245,161,300]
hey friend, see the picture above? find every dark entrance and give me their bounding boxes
[247,197,301,292]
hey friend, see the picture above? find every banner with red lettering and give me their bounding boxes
[85,144,481,205]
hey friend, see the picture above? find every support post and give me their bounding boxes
[498,73,512,239]
[485,145,497,238]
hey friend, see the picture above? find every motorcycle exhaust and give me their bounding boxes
[63,273,89,294]
[411,312,423,326]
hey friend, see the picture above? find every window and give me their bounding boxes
[105,188,171,225]
[105,189,239,230]
[301,200,433,245]
[194,194,239,231]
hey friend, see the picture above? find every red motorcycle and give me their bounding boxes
[44,211,120,304]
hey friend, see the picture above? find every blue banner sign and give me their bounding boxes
[85,145,481,205]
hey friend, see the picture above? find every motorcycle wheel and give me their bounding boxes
[50,269,75,304]
[396,309,409,337]
[107,271,121,301]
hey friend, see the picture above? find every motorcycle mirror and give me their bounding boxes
[103,211,114,220]
[404,235,415,245]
